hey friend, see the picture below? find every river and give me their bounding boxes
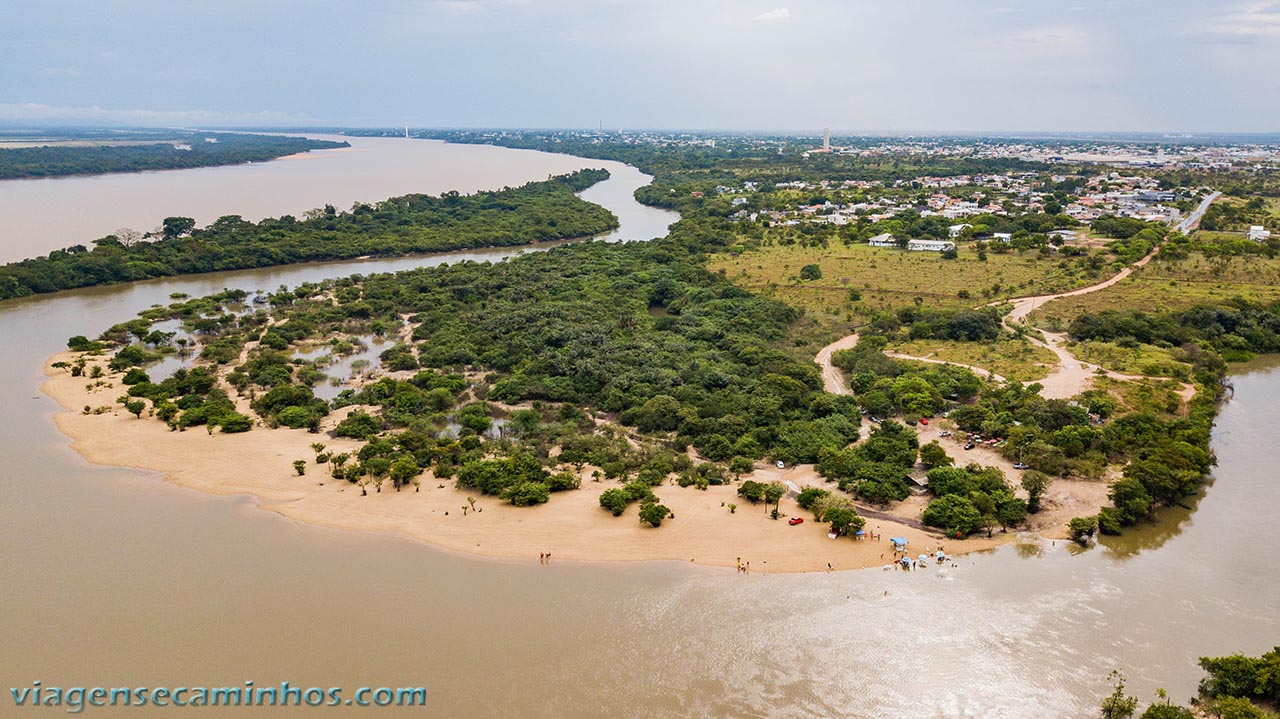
[0,134,654,263]
[0,138,1276,718]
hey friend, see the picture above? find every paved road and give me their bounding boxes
[1174,190,1222,235]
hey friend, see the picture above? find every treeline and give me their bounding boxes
[0,169,617,300]
[1070,299,1280,362]
[418,130,1068,188]
[1097,648,1280,719]
[0,132,347,179]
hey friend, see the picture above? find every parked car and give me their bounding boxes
[939,430,952,437]
[905,419,917,426]
[964,443,975,450]
[788,517,804,526]
[776,460,785,469]
[919,418,928,426]
[1013,462,1028,470]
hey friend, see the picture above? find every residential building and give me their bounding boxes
[907,239,956,252]
[1249,225,1272,242]
[868,232,897,247]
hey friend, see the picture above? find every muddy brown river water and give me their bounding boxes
[0,137,1275,717]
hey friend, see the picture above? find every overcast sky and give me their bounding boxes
[2,0,1279,132]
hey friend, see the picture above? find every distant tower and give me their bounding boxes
[823,128,831,152]
[405,124,409,139]
[1156,147,1166,164]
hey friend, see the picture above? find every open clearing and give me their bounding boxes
[883,338,1055,382]
[708,242,1104,323]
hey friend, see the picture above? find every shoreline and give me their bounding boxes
[41,351,1020,574]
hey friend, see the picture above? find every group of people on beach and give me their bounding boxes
[538,552,552,564]
[736,557,750,573]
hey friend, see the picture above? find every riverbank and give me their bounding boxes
[43,351,1010,573]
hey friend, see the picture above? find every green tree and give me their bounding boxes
[638,501,670,527]
[1069,515,1098,543]
[1139,690,1193,719]
[1204,697,1271,719]
[292,460,307,476]
[504,481,550,507]
[796,487,830,510]
[599,488,630,516]
[922,494,981,537]
[124,399,146,418]
[1100,670,1139,719]
[763,481,786,514]
[389,455,421,490]
[1021,470,1051,513]
[822,502,865,537]
[162,216,196,239]
[919,440,952,468]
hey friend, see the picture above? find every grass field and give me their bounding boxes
[1069,340,1190,379]
[884,338,1055,382]
[708,241,1104,324]
[1029,252,1280,330]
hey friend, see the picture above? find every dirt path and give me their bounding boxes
[815,246,1185,401]
[814,333,861,395]
[884,351,1008,383]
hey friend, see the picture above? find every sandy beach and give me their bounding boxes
[42,351,1020,574]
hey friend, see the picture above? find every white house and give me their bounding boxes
[948,223,973,238]
[992,232,1013,243]
[867,232,897,247]
[1249,225,1272,242]
[907,239,956,252]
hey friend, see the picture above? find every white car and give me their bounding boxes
[776,460,785,469]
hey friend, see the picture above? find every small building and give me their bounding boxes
[1249,225,1272,242]
[867,232,897,247]
[948,223,973,238]
[992,232,1013,243]
[907,239,956,252]
[1049,229,1080,241]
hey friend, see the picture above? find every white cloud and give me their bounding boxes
[754,7,790,22]
[0,103,317,127]
[1003,25,1087,50]
[1210,2,1280,37]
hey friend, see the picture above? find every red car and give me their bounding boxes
[919,418,928,425]
[788,517,804,526]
